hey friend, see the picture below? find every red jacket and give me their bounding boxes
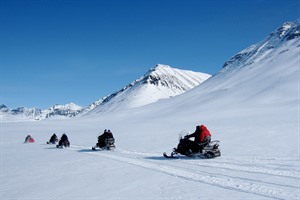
[28,138,35,143]
[25,135,35,143]
[199,125,211,143]
[188,125,211,143]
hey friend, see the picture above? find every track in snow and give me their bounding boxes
[68,145,299,200]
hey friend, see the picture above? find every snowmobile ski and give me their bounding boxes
[92,145,115,151]
[47,141,56,144]
[163,152,179,159]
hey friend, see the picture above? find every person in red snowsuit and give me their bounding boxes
[185,125,211,152]
[24,135,35,143]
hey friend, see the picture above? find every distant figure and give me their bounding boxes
[24,135,35,143]
[47,133,58,144]
[56,133,70,148]
[92,129,115,150]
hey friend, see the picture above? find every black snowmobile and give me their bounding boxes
[92,130,115,151]
[163,134,221,159]
[56,134,70,148]
[47,133,58,144]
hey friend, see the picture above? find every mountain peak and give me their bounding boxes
[0,104,9,113]
[83,65,211,114]
[0,104,8,109]
[50,102,82,111]
[147,64,172,75]
[277,22,293,37]
[273,19,300,40]
[141,64,210,88]
[222,19,300,71]
[153,64,171,69]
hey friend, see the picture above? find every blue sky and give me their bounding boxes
[1,0,299,109]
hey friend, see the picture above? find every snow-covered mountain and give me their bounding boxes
[0,103,82,120]
[0,65,210,120]
[0,104,42,119]
[37,103,83,120]
[83,64,211,114]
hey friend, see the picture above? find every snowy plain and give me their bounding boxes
[1,22,300,199]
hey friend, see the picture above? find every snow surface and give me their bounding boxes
[1,21,300,199]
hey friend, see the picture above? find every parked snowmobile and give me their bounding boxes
[92,130,115,150]
[163,133,221,159]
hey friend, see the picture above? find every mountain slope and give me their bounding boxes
[222,20,300,71]
[83,64,211,114]
[160,19,300,109]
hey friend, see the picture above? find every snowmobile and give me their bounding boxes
[92,137,115,151]
[163,133,221,159]
[47,134,58,144]
[56,140,70,148]
[56,134,70,148]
